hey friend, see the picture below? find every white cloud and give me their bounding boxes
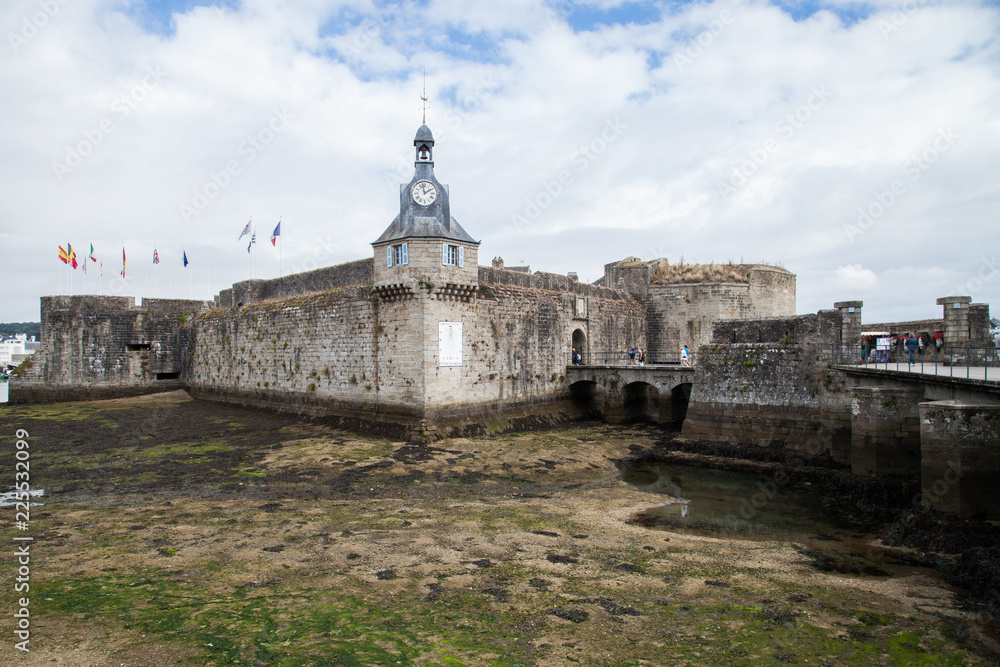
[0,0,998,323]
[834,263,879,291]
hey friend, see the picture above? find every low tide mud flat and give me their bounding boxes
[0,390,997,666]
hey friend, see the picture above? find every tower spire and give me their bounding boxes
[420,68,429,125]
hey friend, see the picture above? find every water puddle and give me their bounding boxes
[0,489,44,507]
[619,461,928,577]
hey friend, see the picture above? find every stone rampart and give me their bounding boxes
[184,279,645,433]
[479,266,621,299]
[711,309,841,345]
[218,258,374,307]
[682,308,852,461]
[10,295,208,403]
[639,266,796,358]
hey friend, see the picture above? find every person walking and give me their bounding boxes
[680,345,690,367]
[905,333,918,368]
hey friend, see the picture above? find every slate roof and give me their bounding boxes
[373,213,478,245]
[415,124,434,143]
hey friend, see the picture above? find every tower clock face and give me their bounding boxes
[412,180,437,206]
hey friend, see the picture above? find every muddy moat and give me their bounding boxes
[1,390,997,666]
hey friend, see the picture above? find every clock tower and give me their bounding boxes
[372,124,479,292]
[371,124,481,419]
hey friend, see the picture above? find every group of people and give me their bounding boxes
[625,345,691,366]
[628,347,646,365]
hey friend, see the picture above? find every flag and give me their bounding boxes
[67,243,78,269]
[248,229,256,254]
[237,219,252,241]
[81,257,87,274]
[121,247,126,278]
[89,243,96,262]
[183,251,189,267]
[58,245,69,264]
[270,220,281,246]
[153,249,160,265]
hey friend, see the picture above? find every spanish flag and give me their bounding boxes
[67,243,78,269]
[58,245,69,264]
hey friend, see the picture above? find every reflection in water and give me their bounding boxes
[619,461,931,578]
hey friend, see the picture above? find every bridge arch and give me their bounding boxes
[569,379,605,419]
[665,382,692,425]
[622,381,660,423]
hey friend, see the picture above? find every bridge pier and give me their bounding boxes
[920,401,1000,518]
[850,387,923,477]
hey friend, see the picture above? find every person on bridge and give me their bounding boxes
[905,333,918,367]
[681,345,691,367]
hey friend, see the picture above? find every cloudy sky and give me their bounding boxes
[1,0,998,324]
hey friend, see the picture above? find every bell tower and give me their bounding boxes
[371,118,481,420]
[372,123,479,293]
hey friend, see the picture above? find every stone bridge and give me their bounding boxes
[565,365,697,424]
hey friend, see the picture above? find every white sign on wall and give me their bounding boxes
[439,321,463,367]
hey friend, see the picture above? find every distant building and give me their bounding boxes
[0,334,37,368]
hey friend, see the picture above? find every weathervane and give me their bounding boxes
[420,68,429,124]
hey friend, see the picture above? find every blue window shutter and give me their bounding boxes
[387,246,392,267]
[402,243,408,265]
[458,246,464,268]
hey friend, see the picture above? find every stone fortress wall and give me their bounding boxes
[682,306,854,461]
[183,257,645,429]
[602,258,796,359]
[11,255,646,437]
[13,295,209,402]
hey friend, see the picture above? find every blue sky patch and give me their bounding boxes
[125,0,238,35]
[768,0,874,26]
[565,2,663,32]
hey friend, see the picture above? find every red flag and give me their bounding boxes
[58,246,69,264]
